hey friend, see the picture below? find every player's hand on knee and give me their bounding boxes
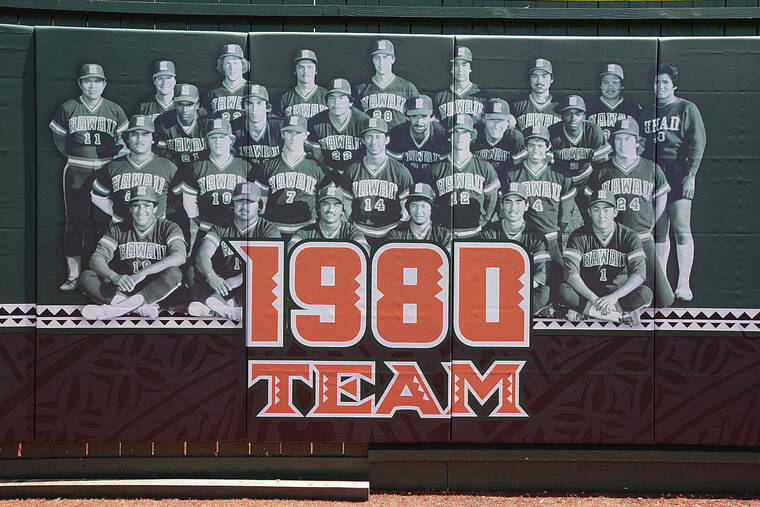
[208,274,229,297]
[595,294,619,315]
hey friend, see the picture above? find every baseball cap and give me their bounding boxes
[612,118,640,137]
[449,114,475,133]
[173,84,199,103]
[317,185,343,204]
[153,60,176,78]
[600,63,624,81]
[232,181,261,202]
[294,49,318,64]
[371,39,395,57]
[361,117,388,135]
[407,182,436,205]
[244,84,270,103]
[125,115,155,133]
[559,94,586,113]
[484,98,510,119]
[589,189,616,208]
[79,63,105,81]
[451,46,473,63]
[325,78,352,97]
[281,114,308,133]
[129,185,159,204]
[219,43,245,60]
[522,125,551,143]
[502,182,528,201]
[529,58,553,75]
[406,95,433,116]
[205,117,233,137]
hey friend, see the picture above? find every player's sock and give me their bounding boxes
[655,238,670,276]
[134,303,159,318]
[675,238,694,301]
[60,256,82,291]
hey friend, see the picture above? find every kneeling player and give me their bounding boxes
[558,190,652,326]
[79,186,186,320]
[388,182,451,250]
[480,183,551,314]
[189,182,280,321]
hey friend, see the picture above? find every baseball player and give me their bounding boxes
[232,84,282,169]
[354,39,420,129]
[188,182,281,322]
[387,182,452,250]
[585,118,673,307]
[430,114,500,238]
[511,58,561,130]
[255,114,327,237]
[136,60,176,120]
[49,63,129,291]
[558,189,652,326]
[480,182,551,314]
[288,185,370,254]
[507,125,575,266]
[92,115,181,223]
[308,78,369,177]
[276,49,328,119]
[78,185,186,320]
[154,83,207,173]
[339,117,413,250]
[433,46,487,123]
[587,63,643,142]
[202,43,249,121]
[387,94,449,184]
[472,98,525,191]
[642,63,706,302]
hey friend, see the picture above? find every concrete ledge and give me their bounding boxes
[0,478,369,501]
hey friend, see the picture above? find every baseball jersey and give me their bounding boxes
[387,221,452,249]
[340,157,413,237]
[202,80,246,121]
[136,95,174,121]
[511,96,561,130]
[308,107,369,174]
[154,111,207,172]
[430,155,500,237]
[549,121,611,186]
[387,121,449,183]
[479,221,550,276]
[506,161,575,236]
[232,116,283,168]
[203,218,281,279]
[587,96,643,142]
[182,155,252,228]
[292,221,367,245]
[355,75,420,129]
[96,217,185,275]
[92,154,181,221]
[472,124,525,189]
[256,154,326,232]
[49,97,128,168]
[433,84,487,122]
[585,156,671,234]
[564,223,646,291]
[277,85,328,119]
[642,98,707,174]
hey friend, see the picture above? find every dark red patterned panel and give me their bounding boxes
[0,331,34,442]
[35,333,245,442]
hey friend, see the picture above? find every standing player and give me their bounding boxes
[480,183,551,314]
[256,115,327,237]
[276,49,328,119]
[188,182,280,322]
[585,118,673,307]
[354,39,419,129]
[288,185,370,254]
[642,63,706,302]
[433,46,487,123]
[308,78,369,177]
[472,98,525,191]
[92,115,181,223]
[387,94,449,184]
[78,186,185,320]
[587,63,643,142]
[387,182,451,250]
[203,43,249,121]
[49,63,129,290]
[340,117,413,250]
[431,114,500,238]
[136,60,176,120]
[558,189,652,326]
[511,58,561,130]
[232,84,282,169]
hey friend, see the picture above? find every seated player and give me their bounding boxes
[558,189,652,326]
[388,182,452,250]
[288,185,369,254]
[78,186,186,320]
[136,60,176,120]
[480,183,551,314]
[188,182,280,322]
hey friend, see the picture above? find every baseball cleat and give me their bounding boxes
[81,304,130,321]
[674,287,693,302]
[621,310,641,327]
[134,303,159,319]
[207,298,243,322]
[59,277,78,291]
[566,309,584,322]
[187,301,214,317]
